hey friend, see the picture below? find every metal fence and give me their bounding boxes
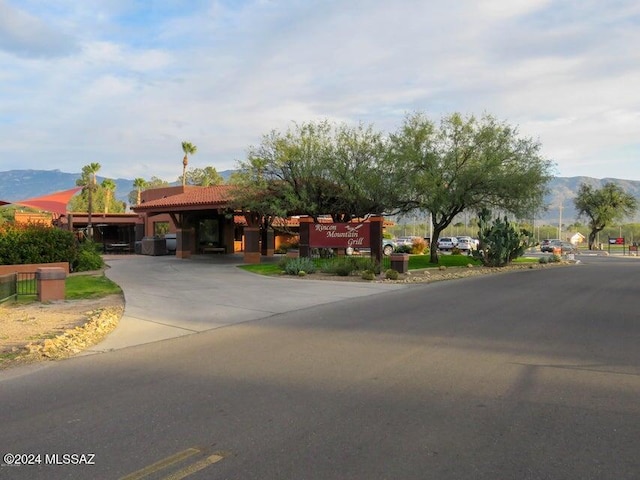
[0,272,37,303]
[18,272,37,295]
[0,273,17,303]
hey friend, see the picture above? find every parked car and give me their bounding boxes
[382,238,397,256]
[540,239,561,252]
[455,236,475,253]
[396,236,420,247]
[437,236,458,251]
[546,240,577,254]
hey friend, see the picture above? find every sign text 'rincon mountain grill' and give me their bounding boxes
[308,223,371,248]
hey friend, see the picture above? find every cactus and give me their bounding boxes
[473,208,533,267]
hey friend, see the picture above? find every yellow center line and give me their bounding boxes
[119,448,201,480]
[161,454,224,480]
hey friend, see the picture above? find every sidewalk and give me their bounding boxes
[87,254,405,354]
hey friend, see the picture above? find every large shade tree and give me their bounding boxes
[573,182,638,249]
[388,112,554,263]
[231,120,396,225]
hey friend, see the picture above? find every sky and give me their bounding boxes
[0,0,638,182]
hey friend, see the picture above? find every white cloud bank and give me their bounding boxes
[0,0,638,182]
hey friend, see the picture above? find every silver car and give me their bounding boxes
[437,236,458,251]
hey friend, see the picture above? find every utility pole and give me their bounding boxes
[558,204,563,240]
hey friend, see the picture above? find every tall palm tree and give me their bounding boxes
[181,141,197,187]
[133,177,147,205]
[101,178,116,214]
[76,162,101,237]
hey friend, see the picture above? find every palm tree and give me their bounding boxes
[76,162,101,237]
[101,178,116,214]
[181,141,197,187]
[133,177,147,205]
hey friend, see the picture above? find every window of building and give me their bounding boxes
[154,221,169,236]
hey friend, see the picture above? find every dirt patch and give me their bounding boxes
[0,294,124,370]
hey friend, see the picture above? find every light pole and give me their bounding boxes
[557,204,563,240]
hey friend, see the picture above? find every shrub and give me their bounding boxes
[321,256,380,276]
[451,247,462,255]
[73,241,105,272]
[411,237,427,254]
[0,222,78,266]
[394,244,412,254]
[283,257,316,275]
[538,256,549,264]
[550,254,562,263]
[313,247,335,259]
[275,240,300,254]
[385,269,399,280]
[361,270,376,281]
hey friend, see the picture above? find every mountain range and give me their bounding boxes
[1,169,640,225]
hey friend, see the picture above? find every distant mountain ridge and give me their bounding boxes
[1,169,639,224]
[0,169,236,205]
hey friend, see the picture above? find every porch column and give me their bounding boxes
[176,228,193,259]
[299,217,313,258]
[369,216,384,265]
[243,227,261,264]
[261,228,275,257]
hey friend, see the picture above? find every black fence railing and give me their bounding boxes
[0,272,38,303]
[17,272,37,296]
[0,273,17,303]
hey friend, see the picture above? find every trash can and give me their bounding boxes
[390,253,409,273]
[165,234,177,254]
[141,237,167,256]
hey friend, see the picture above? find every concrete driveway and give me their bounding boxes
[89,254,405,353]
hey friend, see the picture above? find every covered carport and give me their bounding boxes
[132,185,240,259]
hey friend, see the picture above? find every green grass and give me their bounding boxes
[408,254,482,270]
[238,263,283,276]
[512,256,539,264]
[65,274,122,300]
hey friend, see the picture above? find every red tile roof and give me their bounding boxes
[133,185,233,211]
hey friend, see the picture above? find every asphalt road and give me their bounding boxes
[1,256,639,479]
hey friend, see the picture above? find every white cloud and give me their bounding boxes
[0,0,78,57]
[0,0,638,182]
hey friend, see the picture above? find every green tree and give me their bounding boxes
[181,166,224,186]
[74,163,101,232]
[181,141,197,187]
[389,112,553,263]
[573,182,638,249]
[132,177,147,205]
[128,176,168,206]
[101,178,116,214]
[232,120,394,224]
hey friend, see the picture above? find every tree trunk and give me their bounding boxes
[429,228,444,263]
[588,230,597,250]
